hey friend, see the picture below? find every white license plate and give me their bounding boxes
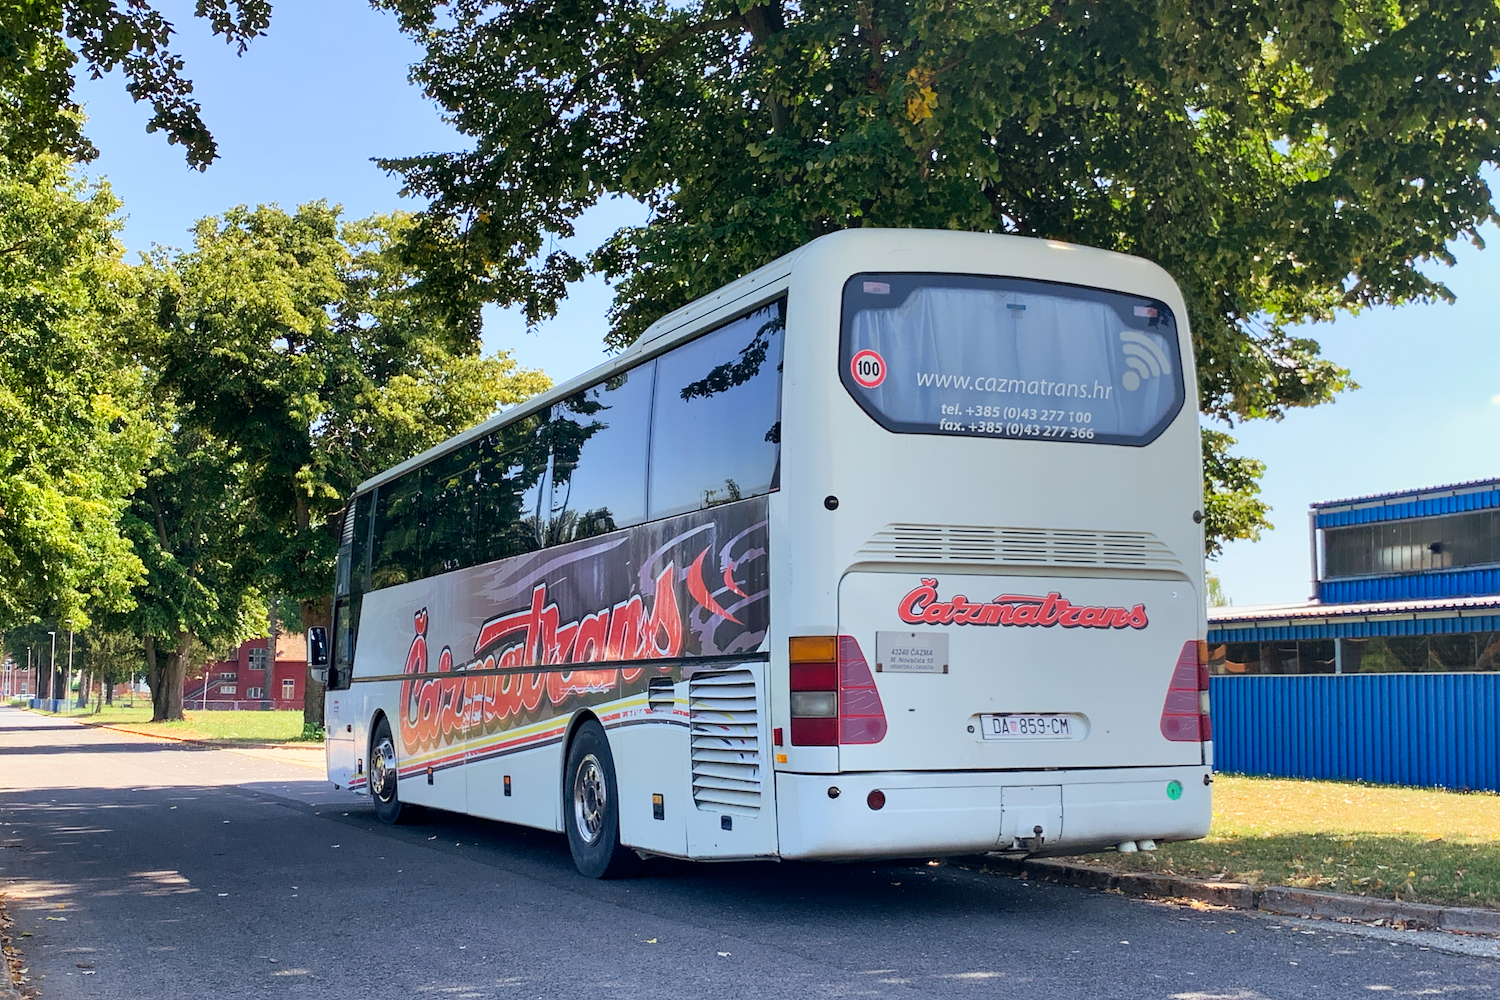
[981,714,1084,741]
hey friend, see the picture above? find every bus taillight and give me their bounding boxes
[1160,640,1211,743]
[790,636,839,745]
[789,636,888,746]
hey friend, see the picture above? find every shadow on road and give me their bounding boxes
[0,740,220,756]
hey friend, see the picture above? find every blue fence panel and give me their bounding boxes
[1210,674,1500,792]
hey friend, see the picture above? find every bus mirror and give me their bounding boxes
[307,627,330,669]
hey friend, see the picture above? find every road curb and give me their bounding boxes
[970,857,1500,936]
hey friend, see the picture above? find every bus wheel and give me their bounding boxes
[564,719,643,879]
[370,718,421,825]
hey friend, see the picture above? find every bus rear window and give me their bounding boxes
[840,274,1184,446]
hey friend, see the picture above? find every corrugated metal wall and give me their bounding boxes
[1210,674,1500,792]
[1318,567,1500,604]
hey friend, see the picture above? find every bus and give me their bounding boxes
[323,228,1213,878]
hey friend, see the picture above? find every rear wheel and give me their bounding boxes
[564,719,643,879]
[369,717,422,825]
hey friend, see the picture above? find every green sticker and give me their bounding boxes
[1166,780,1183,801]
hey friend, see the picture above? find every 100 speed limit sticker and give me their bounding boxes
[850,349,886,389]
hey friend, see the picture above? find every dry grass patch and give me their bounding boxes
[1077,774,1500,909]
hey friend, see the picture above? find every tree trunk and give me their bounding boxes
[301,597,330,731]
[146,632,191,722]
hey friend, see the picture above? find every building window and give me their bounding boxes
[1211,633,1500,675]
[1322,508,1500,580]
[246,687,264,699]
[248,647,270,671]
[220,685,237,695]
[220,672,237,680]
[282,678,296,699]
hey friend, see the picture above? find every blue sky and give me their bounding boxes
[78,1,1499,608]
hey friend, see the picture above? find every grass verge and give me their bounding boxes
[1077,774,1500,909]
[29,702,314,745]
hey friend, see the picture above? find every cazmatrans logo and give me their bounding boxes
[898,578,1148,629]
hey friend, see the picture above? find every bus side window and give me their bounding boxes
[550,361,654,544]
[349,491,373,595]
[474,408,552,565]
[649,299,785,519]
[329,595,359,691]
[370,465,426,590]
[424,439,481,577]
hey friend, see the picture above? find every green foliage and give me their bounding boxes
[142,203,551,623]
[378,0,1500,549]
[1201,428,1271,558]
[0,155,154,630]
[0,1,272,169]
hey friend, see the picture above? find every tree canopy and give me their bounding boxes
[140,202,549,719]
[0,0,272,169]
[0,155,154,631]
[378,0,1500,549]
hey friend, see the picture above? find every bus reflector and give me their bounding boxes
[788,635,888,746]
[1160,640,1211,742]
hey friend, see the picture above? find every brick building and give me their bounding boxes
[183,633,307,710]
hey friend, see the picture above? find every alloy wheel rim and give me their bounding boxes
[573,753,606,845]
[372,737,397,802]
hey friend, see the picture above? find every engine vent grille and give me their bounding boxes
[647,676,675,713]
[341,507,356,546]
[689,668,761,814]
[856,524,1181,570]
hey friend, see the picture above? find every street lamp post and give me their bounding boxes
[47,631,56,707]
[66,629,75,708]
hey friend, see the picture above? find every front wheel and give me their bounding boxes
[369,717,422,825]
[564,719,643,879]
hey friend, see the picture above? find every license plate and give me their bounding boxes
[980,714,1084,741]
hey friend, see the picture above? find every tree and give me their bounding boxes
[0,154,155,632]
[116,411,265,721]
[143,203,550,724]
[0,1,272,169]
[376,0,1499,550]
[74,625,143,708]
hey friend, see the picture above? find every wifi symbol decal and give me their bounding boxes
[1119,331,1171,391]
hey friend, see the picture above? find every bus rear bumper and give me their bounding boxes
[774,764,1212,861]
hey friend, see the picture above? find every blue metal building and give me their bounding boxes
[1207,478,1500,791]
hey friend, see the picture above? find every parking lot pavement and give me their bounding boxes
[3,706,1497,999]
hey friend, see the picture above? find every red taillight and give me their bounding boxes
[838,636,887,744]
[788,635,888,746]
[1161,640,1212,742]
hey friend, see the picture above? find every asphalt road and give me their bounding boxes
[2,706,1497,1000]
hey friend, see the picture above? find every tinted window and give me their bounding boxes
[650,300,784,518]
[424,441,481,576]
[349,491,372,596]
[330,595,359,690]
[840,274,1183,446]
[474,409,551,565]
[370,465,426,590]
[551,363,654,543]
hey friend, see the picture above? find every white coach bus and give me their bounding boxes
[323,228,1213,878]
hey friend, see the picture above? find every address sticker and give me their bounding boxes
[875,631,948,674]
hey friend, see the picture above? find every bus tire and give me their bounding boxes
[369,717,422,825]
[564,719,643,879]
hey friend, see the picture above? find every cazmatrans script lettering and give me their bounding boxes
[898,578,1147,629]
